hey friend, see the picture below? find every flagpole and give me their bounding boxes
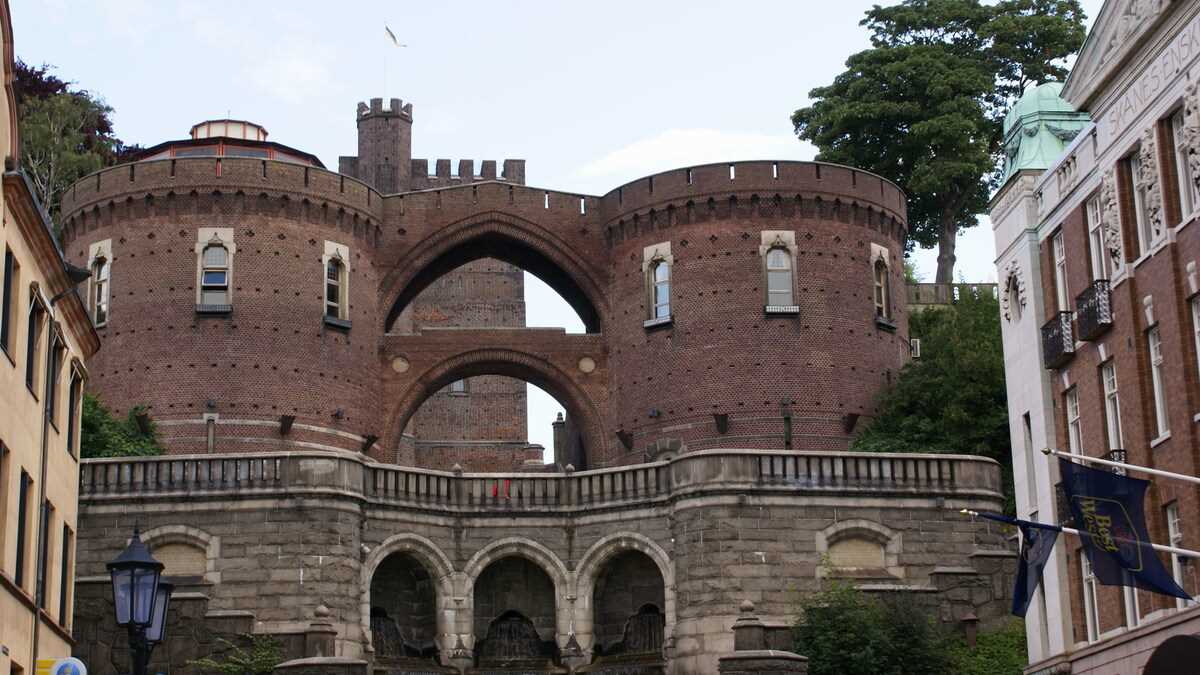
[1043,447,1200,486]
[960,509,1200,559]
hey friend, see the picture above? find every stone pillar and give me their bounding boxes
[717,601,808,675]
[305,605,339,658]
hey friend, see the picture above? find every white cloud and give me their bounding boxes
[571,128,815,194]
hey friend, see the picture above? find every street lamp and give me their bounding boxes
[107,529,173,675]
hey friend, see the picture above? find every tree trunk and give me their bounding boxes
[935,222,958,284]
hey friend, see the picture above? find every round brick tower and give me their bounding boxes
[599,161,909,461]
[59,122,385,455]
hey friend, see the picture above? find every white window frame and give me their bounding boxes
[448,379,468,395]
[91,257,110,326]
[1148,326,1169,439]
[1192,296,1200,389]
[650,258,670,319]
[873,259,891,319]
[1122,572,1141,628]
[1171,109,1198,221]
[1102,361,1124,450]
[1082,555,1100,643]
[322,241,351,323]
[1066,388,1082,454]
[1053,230,1070,311]
[194,229,236,309]
[325,256,347,319]
[765,247,794,307]
[642,243,674,326]
[1167,503,1194,609]
[1126,153,1153,256]
[200,244,231,306]
[1086,197,1110,281]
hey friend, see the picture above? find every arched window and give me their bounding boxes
[200,244,230,306]
[91,257,109,326]
[873,259,891,320]
[650,259,670,319]
[765,248,794,307]
[325,256,346,319]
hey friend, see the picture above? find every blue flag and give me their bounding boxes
[1059,458,1190,600]
[1013,523,1058,617]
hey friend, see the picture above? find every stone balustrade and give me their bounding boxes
[80,448,1003,511]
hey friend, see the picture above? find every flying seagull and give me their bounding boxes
[385,26,407,48]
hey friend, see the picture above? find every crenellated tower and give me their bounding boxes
[339,97,413,194]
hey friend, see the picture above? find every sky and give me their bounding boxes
[13,0,1105,455]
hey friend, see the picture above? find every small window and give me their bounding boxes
[200,244,230,306]
[1122,153,1153,257]
[765,248,794,307]
[1170,110,1198,221]
[46,337,65,427]
[59,524,74,625]
[325,257,346,319]
[1148,327,1169,438]
[873,259,891,320]
[91,257,110,326]
[1065,388,1082,454]
[25,296,46,396]
[1102,362,1123,450]
[1,247,17,355]
[1081,554,1100,643]
[36,499,53,609]
[650,259,670,320]
[66,373,82,457]
[1052,230,1069,312]
[1086,196,1112,281]
[1166,503,1194,609]
[448,379,468,395]
[15,469,30,588]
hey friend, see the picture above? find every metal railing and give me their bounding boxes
[1041,311,1075,369]
[1076,280,1113,341]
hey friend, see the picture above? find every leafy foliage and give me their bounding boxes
[947,619,1029,675]
[853,288,1012,512]
[189,635,283,675]
[795,584,1027,675]
[13,60,141,218]
[792,0,1086,282]
[80,393,164,459]
[793,584,956,675]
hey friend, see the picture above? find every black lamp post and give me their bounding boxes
[107,529,173,675]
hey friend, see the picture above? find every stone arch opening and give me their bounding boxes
[360,533,455,661]
[472,556,561,668]
[368,552,440,662]
[590,551,666,659]
[385,348,605,470]
[383,223,605,334]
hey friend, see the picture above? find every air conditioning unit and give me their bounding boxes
[910,338,921,359]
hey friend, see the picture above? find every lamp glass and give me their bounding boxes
[110,566,133,626]
[146,581,174,644]
[132,566,160,626]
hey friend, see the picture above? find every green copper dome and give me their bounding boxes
[1000,82,1090,184]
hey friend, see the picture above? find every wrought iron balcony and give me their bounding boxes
[1076,280,1113,341]
[1041,311,1075,369]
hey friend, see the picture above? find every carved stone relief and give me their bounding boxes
[1137,127,1165,243]
[1101,168,1125,267]
[1000,260,1026,322]
[1184,79,1200,200]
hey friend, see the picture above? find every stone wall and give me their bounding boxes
[74,449,1012,674]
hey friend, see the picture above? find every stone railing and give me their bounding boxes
[79,449,1003,512]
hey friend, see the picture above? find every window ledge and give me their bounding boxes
[875,316,898,332]
[643,315,673,329]
[764,305,800,315]
[1150,432,1172,448]
[323,316,352,330]
[195,304,233,315]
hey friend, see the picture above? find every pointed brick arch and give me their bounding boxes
[380,212,609,333]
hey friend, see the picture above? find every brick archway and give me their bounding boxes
[380,212,609,333]
[381,341,609,468]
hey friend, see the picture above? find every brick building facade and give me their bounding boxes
[991,1,1200,672]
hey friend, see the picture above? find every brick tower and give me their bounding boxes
[342,98,538,469]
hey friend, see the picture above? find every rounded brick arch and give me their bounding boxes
[380,212,609,333]
[574,533,676,654]
[360,533,457,658]
[382,347,609,467]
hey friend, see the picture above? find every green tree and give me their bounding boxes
[947,619,1028,675]
[13,60,140,217]
[793,583,956,675]
[792,0,1086,282]
[80,393,164,459]
[189,635,283,675]
[853,288,1012,511]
